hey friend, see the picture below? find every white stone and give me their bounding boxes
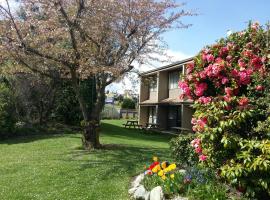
[132,173,145,188]
[134,185,147,200]
[128,187,138,195]
[150,186,164,200]
[178,169,186,174]
[171,196,188,200]
[145,191,150,200]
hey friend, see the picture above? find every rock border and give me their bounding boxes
[129,173,188,200]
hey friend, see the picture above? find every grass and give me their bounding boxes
[0,119,173,200]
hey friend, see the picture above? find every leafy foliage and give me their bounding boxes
[179,22,270,198]
[121,98,136,109]
[0,82,16,137]
[170,134,198,167]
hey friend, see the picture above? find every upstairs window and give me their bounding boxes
[169,71,180,89]
[149,77,157,92]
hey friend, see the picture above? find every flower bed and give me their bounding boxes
[129,157,241,200]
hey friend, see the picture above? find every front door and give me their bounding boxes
[168,105,182,128]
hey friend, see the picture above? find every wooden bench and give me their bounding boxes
[123,120,142,129]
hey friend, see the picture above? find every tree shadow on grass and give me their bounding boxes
[62,144,172,181]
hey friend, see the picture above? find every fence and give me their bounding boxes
[119,109,138,119]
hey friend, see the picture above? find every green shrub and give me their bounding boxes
[121,98,136,109]
[179,22,270,198]
[170,134,198,167]
[0,83,16,137]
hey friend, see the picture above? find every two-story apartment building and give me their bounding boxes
[138,57,193,130]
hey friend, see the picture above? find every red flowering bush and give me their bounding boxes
[179,22,270,198]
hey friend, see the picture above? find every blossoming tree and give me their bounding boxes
[0,0,193,149]
[179,22,270,197]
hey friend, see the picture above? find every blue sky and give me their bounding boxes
[165,0,270,56]
[110,0,270,93]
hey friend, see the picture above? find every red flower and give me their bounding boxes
[238,71,251,85]
[242,50,253,58]
[195,146,202,154]
[199,154,207,161]
[195,82,208,97]
[198,96,212,104]
[238,58,246,68]
[225,87,233,96]
[206,54,214,62]
[148,161,160,170]
[251,56,263,70]
[186,61,195,74]
[224,95,232,103]
[219,47,229,57]
[251,22,259,30]
[256,85,264,91]
[238,97,249,107]
[221,77,229,85]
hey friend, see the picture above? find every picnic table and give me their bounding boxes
[123,120,142,129]
[146,123,159,129]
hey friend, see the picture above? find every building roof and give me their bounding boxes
[140,98,193,106]
[159,97,193,105]
[139,57,193,76]
[139,99,158,106]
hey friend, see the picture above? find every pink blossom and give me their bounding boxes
[198,96,212,104]
[256,85,264,91]
[225,87,233,96]
[238,31,245,37]
[199,154,207,161]
[186,74,193,81]
[202,53,207,62]
[239,71,251,85]
[227,42,234,50]
[251,22,259,30]
[238,58,246,69]
[179,81,191,97]
[239,97,249,107]
[221,77,229,85]
[246,42,253,49]
[231,69,239,77]
[226,55,232,62]
[242,50,253,58]
[195,82,208,97]
[224,95,232,103]
[191,118,197,125]
[197,117,208,131]
[186,61,195,74]
[219,47,229,57]
[199,71,207,79]
[206,54,215,62]
[191,138,201,147]
[251,56,263,70]
[195,147,202,154]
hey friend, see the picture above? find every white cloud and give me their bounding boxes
[106,50,193,94]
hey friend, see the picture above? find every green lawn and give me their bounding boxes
[0,120,173,200]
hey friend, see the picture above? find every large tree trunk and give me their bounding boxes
[70,70,104,150]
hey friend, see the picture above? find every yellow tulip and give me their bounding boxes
[158,170,164,177]
[161,175,166,180]
[170,174,175,179]
[161,161,167,169]
[168,163,176,170]
[152,164,161,173]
